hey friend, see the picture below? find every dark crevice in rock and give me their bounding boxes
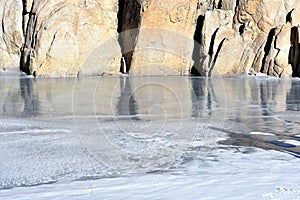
[239,23,245,35]
[213,38,226,64]
[21,0,29,34]
[217,0,223,9]
[261,28,276,73]
[286,9,294,24]
[117,0,125,33]
[20,0,37,75]
[1,16,4,34]
[191,15,205,76]
[208,28,219,58]
[289,26,300,77]
[117,0,142,74]
[46,32,57,59]
[194,15,205,45]
[209,38,226,76]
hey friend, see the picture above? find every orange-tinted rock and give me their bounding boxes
[20,0,120,77]
[246,0,262,15]
[0,0,24,68]
[0,0,300,77]
[130,0,198,75]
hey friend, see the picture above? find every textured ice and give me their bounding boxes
[1,71,300,199]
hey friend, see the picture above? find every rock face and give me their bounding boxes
[0,0,24,69]
[0,0,300,77]
[19,0,121,77]
[193,0,300,78]
[129,0,198,75]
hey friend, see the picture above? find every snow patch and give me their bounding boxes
[280,140,300,146]
[250,132,275,136]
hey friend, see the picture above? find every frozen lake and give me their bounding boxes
[0,69,300,199]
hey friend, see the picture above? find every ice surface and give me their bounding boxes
[1,71,300,199]
[1,149,300,200]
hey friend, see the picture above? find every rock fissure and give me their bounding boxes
[290,26,300,77]
[208,28,220,58]
[20,0,37,75]
[191,15,205,75]
[117,0,142,74]
[261,28,276,74]
[209,37,226,76]
[286,9,294,24]
[46,31,57,59]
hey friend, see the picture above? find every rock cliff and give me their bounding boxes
[193,0,300,78]
[20,0,120,77]
[0,0,299,77]
[0,0,24,70]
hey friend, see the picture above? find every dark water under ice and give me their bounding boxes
[1,69,300,199]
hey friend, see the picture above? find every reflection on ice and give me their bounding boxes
[1,69,300,191]
[74,76,210,172]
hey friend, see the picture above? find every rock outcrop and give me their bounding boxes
[129,0,198,75]
[0,0,24,69]
[193,0,300,78]
[19,0,122,77]
[0,0,300,77]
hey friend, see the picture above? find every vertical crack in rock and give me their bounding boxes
[261,28,276,73]
[209,37,226,76]
[286,9,294,23]
[117,0,142,74]
[1,13,5,36]
[20,0,36,75]
[289,26,300,77]
[191,15,205,75]
[217,0,223,9]
[239,23,245,35]
[21,1,28,34]
[208,28,219,58]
